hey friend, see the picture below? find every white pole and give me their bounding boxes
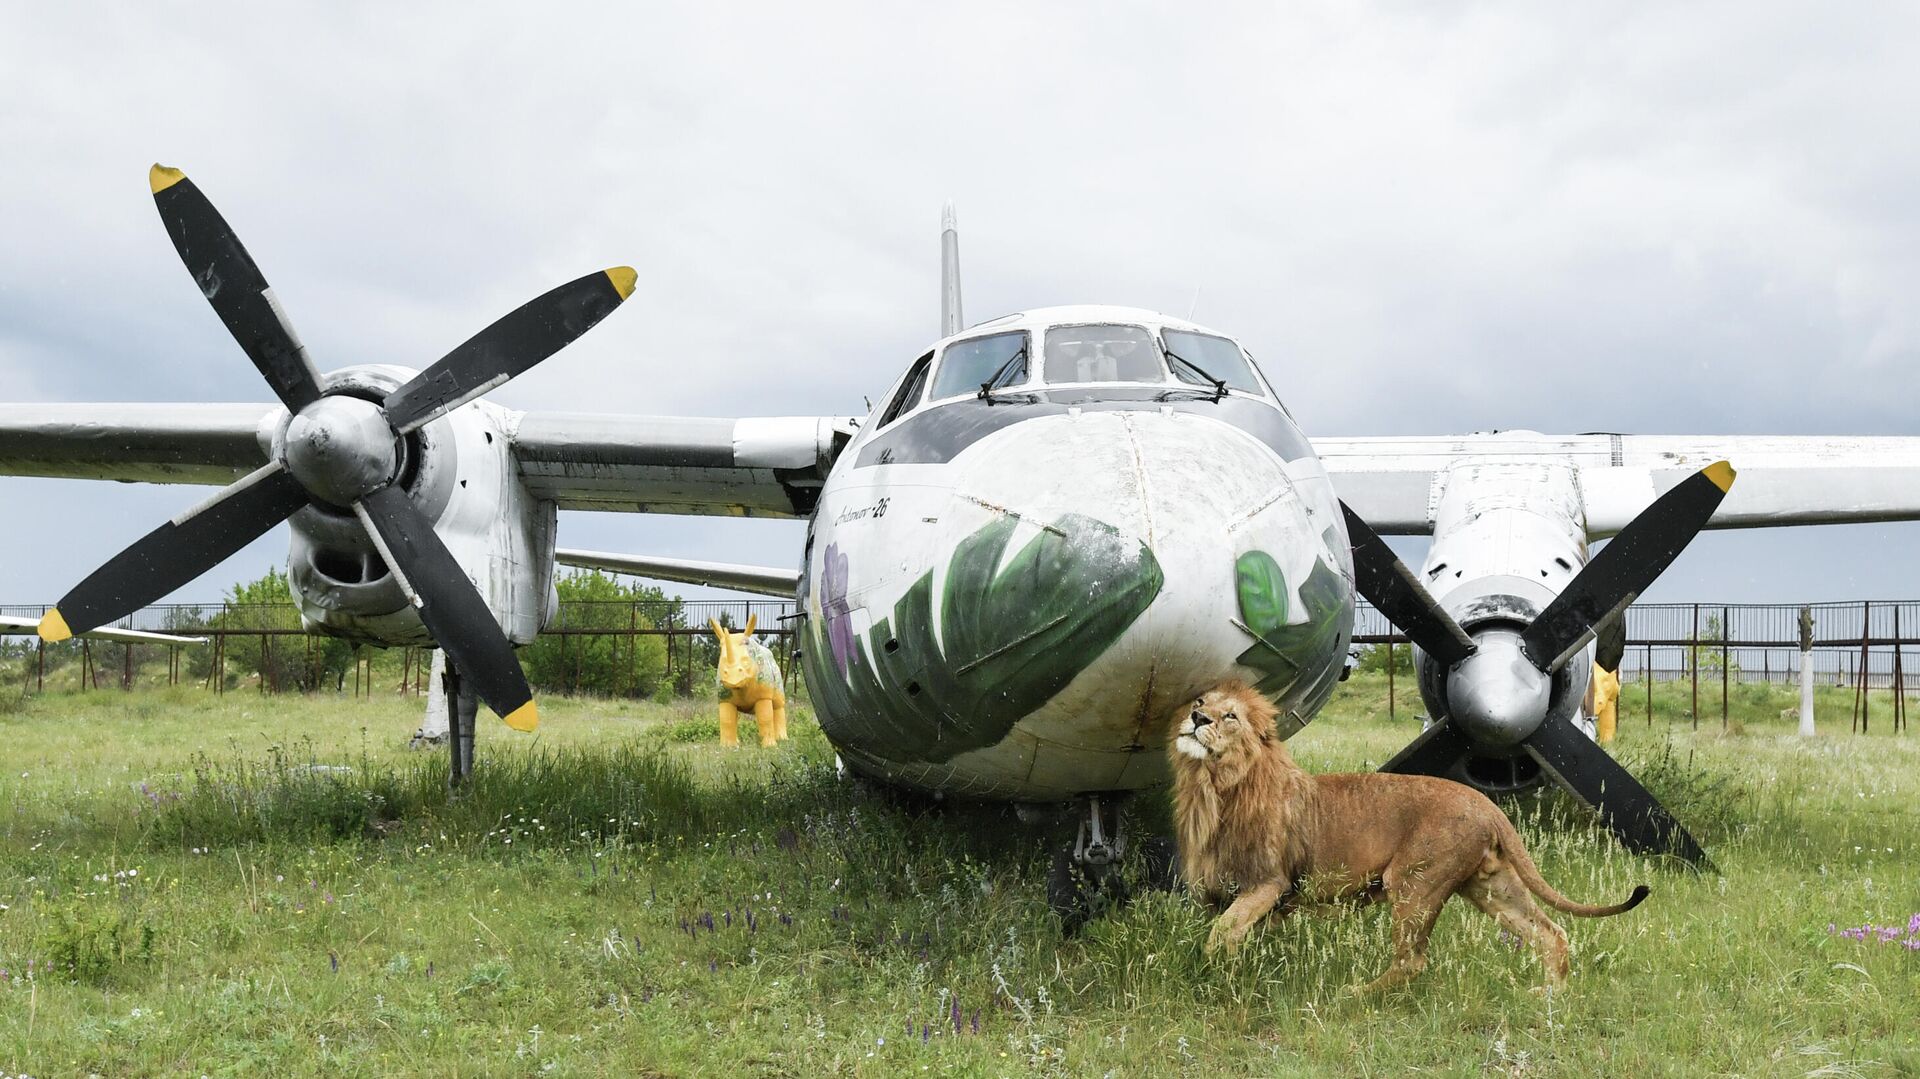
[412,649,450,747]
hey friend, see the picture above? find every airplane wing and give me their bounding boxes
[12,407,1914,537]
[0,404,278,484]
[554,549,799,598]
[1316,433,1920,537]
[0,404,857,518]
[0,614,206,644]
[509,413,856,518]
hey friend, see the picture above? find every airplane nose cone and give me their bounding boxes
[284,395,399,506]
[938,407,1349,783]
[1446,628,1549,747]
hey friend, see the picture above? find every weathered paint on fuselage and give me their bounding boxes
[796,307,1355,801]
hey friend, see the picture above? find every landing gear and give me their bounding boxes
[1045,794,1180,936]
[440,658,478,788]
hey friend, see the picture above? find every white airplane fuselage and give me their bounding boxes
[794,306,1355,801]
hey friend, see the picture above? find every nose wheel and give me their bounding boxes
[1045,794,1180,935]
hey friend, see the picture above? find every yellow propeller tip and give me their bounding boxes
[38,608,72,643]
[605,266,638,301]
[1703,460,1736,493]
[503,700,539,733]
[149,164,186,194]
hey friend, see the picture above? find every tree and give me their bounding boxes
[190,566,358,692]
[521,570,677,696]
[1355,642,1413,674]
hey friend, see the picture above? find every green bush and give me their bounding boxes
[1353,642,1412,674]
[37,901,158,985]
[521,570,677,697]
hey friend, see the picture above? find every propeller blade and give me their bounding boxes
[149,165,323,412]
[382,267,638,434]
[1341,501,1477,667]
[1519,462,1735,673]
[1378,717,1476,778]
[1521,713,1711,866]
[353,484,537,731]
[1593,612,1628,674]
[38,463,307,641]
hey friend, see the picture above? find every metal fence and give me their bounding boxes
[1,598,798,698]
[1356,600,1914,734]
[5,598,1915,732]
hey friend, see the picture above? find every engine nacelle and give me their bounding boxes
[1413,581,1591,752]
[266,365,557,648]
[1408,456,1596,793]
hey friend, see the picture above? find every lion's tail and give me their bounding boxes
[1496,816,1649,918]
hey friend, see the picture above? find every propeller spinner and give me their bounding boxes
[38,165,639,737]
[1342,461,1737,865]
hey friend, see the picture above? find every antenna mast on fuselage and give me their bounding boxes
[941,201,963,337]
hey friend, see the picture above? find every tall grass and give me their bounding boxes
[138,735,731,851]
[0,679,1915,1075]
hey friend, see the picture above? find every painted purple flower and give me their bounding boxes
[821,543,855,677]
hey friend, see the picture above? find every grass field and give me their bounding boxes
[1,675,1916,1076]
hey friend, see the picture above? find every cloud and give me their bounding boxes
[2,2,1917,604]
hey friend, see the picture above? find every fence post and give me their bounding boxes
[628,603,639,698]
[1690,603,1700,730]
[1728,599,1743,725]
[1645,642,1653,726]
[1855,601,1872,734]
[1894,605,1907,734]
[1386,640,1396,722]
[1799,606,1816,737]
[36,638,44,694]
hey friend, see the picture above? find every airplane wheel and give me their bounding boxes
[1047,835,1180,936]
[1047,842,1126,938]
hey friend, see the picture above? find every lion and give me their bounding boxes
[1169,681,1648,993]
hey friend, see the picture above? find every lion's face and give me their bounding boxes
[1172,683,1275,763]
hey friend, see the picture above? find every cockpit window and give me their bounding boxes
[1043,324,1164,384]
[929,331,1029,400]
[876,351,933,428]
[1162,330,1265,395]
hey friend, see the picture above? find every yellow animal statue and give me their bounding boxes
[711,614,788,748]
[1591,663,1620,745]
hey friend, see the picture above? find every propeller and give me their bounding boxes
[39,164,638,734]
[1342,460,1736,865]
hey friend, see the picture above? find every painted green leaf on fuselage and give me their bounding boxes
[1235,550,1290,637]
[805,513,1164,763]
[1234,554,1351,722]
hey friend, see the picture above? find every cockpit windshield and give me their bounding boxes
[1162,329,1265,395]
[1043,325,1163,384]
[930,331,1028,400]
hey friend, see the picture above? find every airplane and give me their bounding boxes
[5,169,1920,918]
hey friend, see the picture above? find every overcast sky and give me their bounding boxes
[3,2,1918,608]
